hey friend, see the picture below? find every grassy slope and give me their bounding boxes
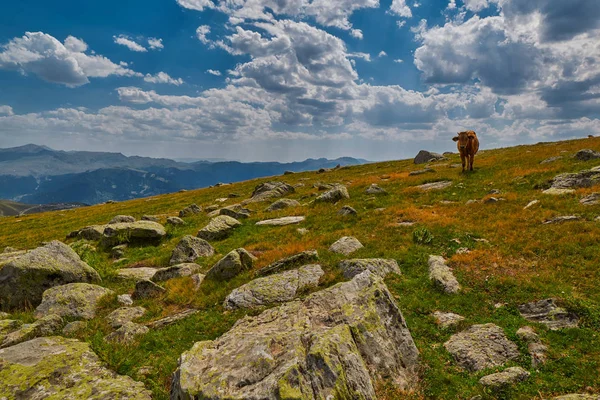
[0,200,33,217]
[1,137,600,399]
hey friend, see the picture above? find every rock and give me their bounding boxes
[574,149,600,161]
[256,216,305,226]
[0,241,101,310]
[338,258,400,279]
[283,170,294,175]
[265,198,301,212]
[34,283,114,320]
[455,247,470,255]
[479,367,530,390]
[329,236,364,255]
[297,228,309,235]
[0,320,22,343]
[179,204,202,218]
[418,181,452,191]
[484,197,499,203]
[169,235,214,265]
[146,309,200,329]
[197,215,241,241]
[541,156,562,164]
[166,216,185,226]
[543,215,580,224]
[228,193,241,198]
[428,255,460,294]
[256,250,319,277]
[68,225,107,240]
[409,168,435,176]
[338,205,357,216]
[106,306,146,328]
[0,336,152,398]
[580,193,600,205]
[549,166,600,189]
[315,184,350,203]
[516,326,547,367]
[191,273,205,290]
[543,188,576,195]
[205,205,219,212]
[110,244,127,259]
[132,280,166,300]
[117,267,159,280]
[1,314,63,348]
[220,204,251,219]
[104,322,149,344]
[518,298,579,330]
[433,311,465,328]
[171,272,419,399]
[2,247,17,254]
[101,221,166,246]
[224,265,324,310]
[62,320,87,335]
[314,182,334,191]
[524,199,539,209]
[108,215,135,224]
[365,183,387,194]
[117,294,133,306]
[205,248,256,281]
[247,181,295,203]
[152,263,201,282]
[444,323,519,372]
[141,215,159,222]
[414,150,445,164]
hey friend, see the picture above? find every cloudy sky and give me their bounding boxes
[0,0,599,162]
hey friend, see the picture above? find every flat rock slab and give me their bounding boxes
[428,255,460,294]
[171,272,420,399]
[256,216,305,226]
[549,166,600,189]
[197,215,241,241]
[315,185,350,203]
[329,236,364,255]
[146,309,200,329]
[418,181,452,191]
[365,184,387,194]
[0,336,151,399]
[256,250,319,277]
[117,267,159,280]
[543,215,580,224]
[553,395,600,400]
[518,298,579,330]
[224,265,324,310]
[338,258,400,279]
[479,367,530,390]
[1,314,63,349]
[266,199,301,212]
[34,283,114,320]
[409,168,435,176]
[102,221,166,246]
[433,311,465,328]
[444,323,519,372]
[543,188,576,195]
[170,235,214,265]
[580,193,600,205]
[152,263,201,282]
[106,306,146,329]
[205,248,256,281]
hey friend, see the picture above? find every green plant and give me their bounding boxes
[413,227,434,245]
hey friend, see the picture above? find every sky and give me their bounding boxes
[0,0,599,162]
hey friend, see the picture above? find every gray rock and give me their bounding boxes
[169,235,214,265]
[197,215,241,241]
[574,149,600,161]
[68,225,106,240]
[108,215,135,224]
[283,170,294,175]
[0,320,22,343]
[220,204,252,219]
[106,306,146,328]
[205,205,219,212]
[0,336,152,398]
[338,205,357,216]
[543,215,580,224]
[256,250,319,277]
[418,181,452,191]
[338,258,400,279]
[580,193,600,205]
[444,323,520,372]
[516,326,547,367]
[205,248,256,281]
[166,216,185,226]
[104,322,149,344]
[146,309,200,329]
[365,183,387,194]
[101,221,166,246]
[117,294,133,306]
[315,184,350,203]
[549,166,600,189]
[2,247,18,254]
[524,199,540,209]
[484,197,499,203]
[132,280,166,300]
[409,168,435,176]
[314,182,334,191]
[297,228,309,235]
[543,188,576,195]
[141,215,160,222]
[518,298,579,330]
[152,263,201,282]
[34,283,114,320]
[224,265,324,310]
[246,181,295,203]
[265,198,301,212]
[171,272,420,399]
[110,244,127,259]
[1,314,64,348]
[256,216,305,226]
[433,311,465,328]
[62,320,87,335]
[479,367,530,390]
[191,273,205,290]
[329,236,364,255]
[414,150,445,164]
[0,241,101,310]
[179,204,202,218]
[117,267,159,280]
[428,255,460,294]
[540,156,562,164]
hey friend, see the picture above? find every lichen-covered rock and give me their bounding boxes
[444,323,519,372]
[117,294,133,306]
[543,188,576,195]
[365,183,387,195]
[516,326,547,367]
[106,306,146,329]
[68,225,106,240]
[147,309,200,329]
[220,204,252,219]
[580,193,600,205]
[197,215,241,241]
[479,367,530,390]
[246,181,295,203]
[418,181,452,191]
[141,215,160,222]
[0,320,22,344]
[179,204,202,218]
[224,265,324,310]
[265,198,301,212]
[191,273,205,290]
[256,216,305,226]
[518,298,579,330]
[574,149,600,161]
[338,205,357,216]
[171,271,420,399]
[205,248,256,281]
[338,258,400,279]
[549,166,600,189]
[132,280,166,300]
[414,150,445,164]
[62,320,87,335]
[543,215,580,224]
[1,314,63,348]
[428,255,460,294]
[104,322,149,344]
[433,311,465,328]
[110,244,127,259]
[34,283,114,320]
[152,263,202,282]
[108,215,135,224]
[117,267,159,280]
[167,216,185,226]
[315,184,350,203]
[256,250,319,277]
[101,221,166,246]
[0,336,152,399]
[329,236,364,255]
[0,240,101,310]
[169,235,214,265]
[0,312,9,319]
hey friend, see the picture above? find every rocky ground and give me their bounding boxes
[1,138,600,399]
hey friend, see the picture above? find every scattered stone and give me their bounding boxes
[106,306,146,328]
[108,215,135,224]
[166,216,185,226]
[396,220,416,227]
[543,188,576,195]
[329,236,364,255]
[365,183,387,194]
[117,294,133,306]
[428,255,460,294]
[67,224,107,240]
[1,315,64,348]
[102,221,166,246]
[191,273,205,290]
[171,272,419,399]
[169,235,214,265]
[256,216,305,226]
[179,204,202,218]
[117,266,159,281]
[104,322,149,344]
[62,320,87,335]
[549,166,600,189]
[338,258,400,279]
[0,241,101,310]
[315,184,350,203]
[197,215,241,241]
[205,248,256,281]
[205,205,219,212]
[541,156,562,164]
[543,215,580,224]
[265,198,301,212]
[132,280,166,300]
[338,205,357,216]
[297,228,309,235]
[574,149,600,161]
[518,298,579,330]
[141,215,160,222]
[146,309,200,329]
[444,323,519,372]
[484,197,500,204]
[418,181,452,191]
[224,265,324,310]
[479,367,530,390]
[152,263,201,282]
[246,181,295,203]
[456,247,470,255]
[516,326,547,367]
[409,168,435,176]
[256,250,319,277]
[433,311,465,328]
[111,244,127,259]
[220,204,251,219]
[524,200,539,209]
[34,283,114,320]
[414,150,445,164]
[580,193,600,205]
[314,182,334,191]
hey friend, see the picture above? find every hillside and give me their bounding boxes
[0,200,87,217]
[1,137,600,399]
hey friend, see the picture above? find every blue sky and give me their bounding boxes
[0,0,599,161]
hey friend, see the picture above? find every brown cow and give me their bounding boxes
[452,130,479,172]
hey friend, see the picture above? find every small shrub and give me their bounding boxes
[413,227,434,245]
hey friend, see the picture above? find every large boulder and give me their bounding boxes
[329,236,364,255]
[170,235,215,265]
[246,181,295,203]
[205,248,256,281]
[197,215,241,241]
[179,204,202,218]
[414,150,445,164]
[132,280,166,300]
[0,241,101,310]
[1,314,63,349]
[224,265,324,310]
[101,221,166,246]
[152,263,202,282]
[256,250,319,277]
[338,258,400,279]
[315,184,350,203]
[34,283,114,320]
[171,272,420,399]
[574,149,600,161]
[0,336,152,399]
[549,166,600,189]
[428,255,460,294]
[265,199,301,212]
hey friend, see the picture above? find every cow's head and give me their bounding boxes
[452,131,475,150]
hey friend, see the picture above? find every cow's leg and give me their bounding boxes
[469,154,474,171]
[460,153,466,172]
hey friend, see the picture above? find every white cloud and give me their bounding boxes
[64,36,87,52]
[389,0,413,18]
[463,0,492,12]
[378,51,387,57]
[0,105,14,116]
[148,38,164,50]
[447,0,456,10]
[113,35,147,52]
[393,59,404,63]
[196,25,211,44]
[176,0,214,11]
[350,29,363,39]
[397,20,407,28]
[206,69,222,76]
[143,72,184,85]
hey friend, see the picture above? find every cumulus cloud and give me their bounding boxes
[63,36,87,52]
[378,51,387,57]
[447,0,456,10]
[0,105,14,116]
[113,35,147,52]
[176,0,214,11]
[148,38,164,50]
[389,0,412,17]
[350,29,363,39]
[206,69,222,76]
[196,25,211,44]
[143,72,184,85]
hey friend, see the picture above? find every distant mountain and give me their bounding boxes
[0,144,368,205]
